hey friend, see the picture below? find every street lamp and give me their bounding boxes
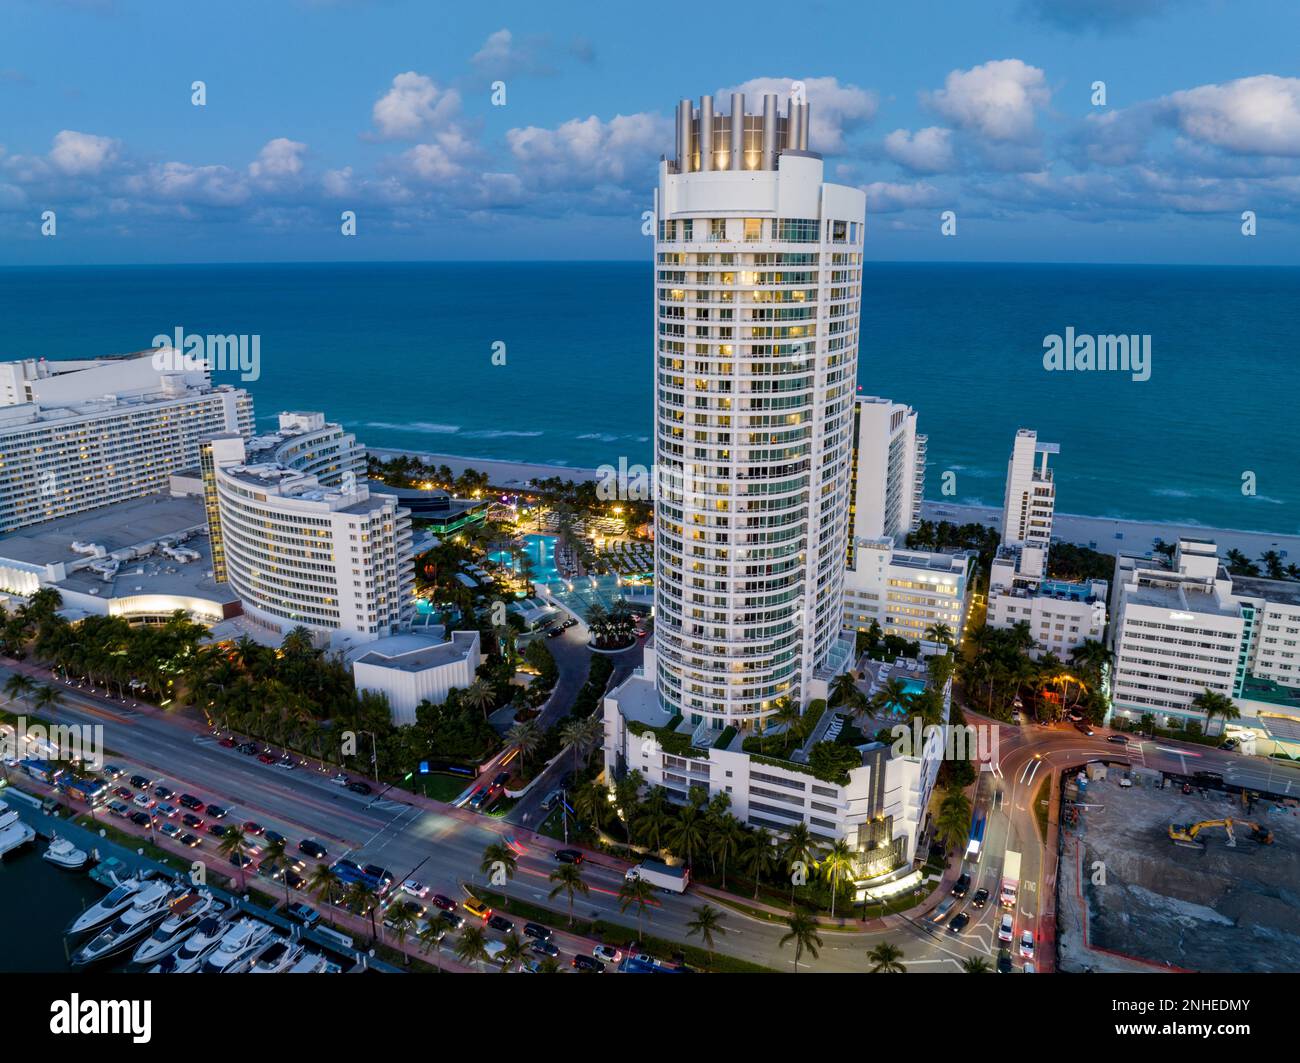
[357,729,380,785]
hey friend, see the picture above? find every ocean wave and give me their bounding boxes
[366,420,460,434]
[463,429,544,439]
[578,433,619,442]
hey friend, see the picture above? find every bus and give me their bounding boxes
[58,776,108,808]
[964,813,986,861]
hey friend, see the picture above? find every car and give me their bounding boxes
[463,897,492,920]
[128,811,153,828]
[257,752,277,765]
[153,785,175,801]
[593,944,623,964]
[1107,734,1129,745]
[132,794,155,810]
[555,848,583,865]
[1220,738,1239,750]
[178,832,202,848]
[431,894,457,913]
[229,852,253,868]
[467,790,490,811]
[572,954,604,972]
[286,901,321,927]
[333,858,363,877]
[530,938,560,958]
[1019,929,1035,958]
[547,627,564,638]
[159,822,181,838]
[206,804,228,819]
[948,912,970,934]
[438,910,464,930]
[522,921,552,942]
[242,821,264,836]
[540,790,561,812]
[489,772,510,794]
[996,949,1014,974]
[298,839,328,859]
[330,773,350,786]
[1194,770,1224,784]
[102,764,125,781]
[237,742,259,755]
[1118,774,1133,788]
[562,618,577,629]
[107,800,130,818]
[402,879,429,899]
[218,736,237,748]
[178,794,205,811]
[277,755,295,770]
[347,781,372,795]
[383,901,426,929]
[951,872,971,898]
[363,864,394,888]
[113,786,133,801]
[264,830,286,846]
[156,803,179,819]
[208,823,229,837]
[129,774,152,790]
[488,914,514,934]
[1074,721,1095,736]
[971,887,990,909]
[181,813,205,831]
[998,913,1014,943]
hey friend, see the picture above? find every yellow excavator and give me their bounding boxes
[1168,818,1274,846]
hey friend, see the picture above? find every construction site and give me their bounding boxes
[1056,761,1300,973]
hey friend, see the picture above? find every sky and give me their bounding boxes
[1,0,1298,265]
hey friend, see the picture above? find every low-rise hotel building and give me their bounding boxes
[203,412,415,647]
[350,628,482,725]
[0,353,252,534]
[843,536,973,644]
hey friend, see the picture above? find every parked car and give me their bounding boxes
[178,794,205,811]
[156,803,179,819]
[430,894,457,913]
[132,794,155,810]
[257,752,277,765]
[402,879,429,899]
[286,902,320,927]
[264,830,286,846]
[237,742,259,755]
[128,811,153,828]
[488,914,514,934]
[522,921,551,942]
[159,822,181,838]
[208,823,229,837]
[530,938,560,958]
[330,773,350,786]
[153,785,175,801]
[178,832,202,848]
[242,821,264,836]
[277,755,295,769]
[463,897,492,920]
[181,813,205,831]
[107,800,130,818]
[438,910,464,931]
[298,838,328,859]
[113,786,133,801]
[572,954,604,972]
[129,775,152,790]
[205,804,228,819]
[593,944,623,963]
[102,764,125,781]
[218,736,237,748]
[347,781,372,795]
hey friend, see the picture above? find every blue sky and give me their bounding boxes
[1,0,1298,264]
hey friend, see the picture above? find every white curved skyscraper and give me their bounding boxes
[652,90,865,734]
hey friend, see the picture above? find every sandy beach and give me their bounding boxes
[371,447,1299,561]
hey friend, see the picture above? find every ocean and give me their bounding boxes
[0,261,1295,533]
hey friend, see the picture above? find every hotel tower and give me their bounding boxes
[651,89,866,734]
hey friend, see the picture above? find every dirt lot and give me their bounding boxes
[1057,766,1300,973]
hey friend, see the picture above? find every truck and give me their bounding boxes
[625,859,689,894]
[1000,850,1021,910]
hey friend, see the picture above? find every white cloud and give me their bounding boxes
[1163,75,1300,156]
[883,127,955,173]
[924,60,1051,143]
[371,72,461,141]
[718,76,877,153]
[507,112,670,187]
[248,138,307,183]
[49,130,118,175]
[860,180,944,213]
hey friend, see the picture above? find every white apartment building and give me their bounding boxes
[0,353,252,534]
[1001,428,1057,550]
[843,536,973,644]
[351,629,482,725]
[653,89,865,734]
[203,412,414,647]
[603,647,947,875]
[847,396,925,551]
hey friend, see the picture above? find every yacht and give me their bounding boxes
[0,800,36,858]
[288,949,343,974]
[71,880,183,968]
[199,918,276,974]
[43,836,90,871]
[132,891,223,966]
[250,938,306,973]
[152,913,230,973]
[67,871,159,936]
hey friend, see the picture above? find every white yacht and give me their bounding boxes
[250,938,306,973]
[287,950,342,974]
[152,913,229,973]
[71,880,183,968]
[43,836,90,871]
[199,918,276,974]
[0,800,36,858]
[132,891,223,966]
[67,872,157,935]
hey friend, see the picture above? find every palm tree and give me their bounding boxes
[819,839,856,919]
[779,910,822,972]
[741,828,779,899]
[709,815,745,890]
[307,864,342,922]
[344,880,380,943]
[936,788,972,854]
[506,719,541,768]
[416,921,446,972]
[686,903,726,965]
[780,823,819,902]
[560,714,603,773]
[463,678,496,721]
[573,779,610,833]
[480,841,518,887]
[867,941,906,973]
[264,834,290,907]
[962,955,991,973]
[547,862,589,926]
[617,874,655,937]
[829,671,863,710]
[455,924,491,972]
[2,673,34,708]
[385,903,417,966]
[499,932,529,974]
[216,827,249,890]
[1191,689,1240,735]
[665,806,706,868]
[873,677,912,716]
[924,622,954,648]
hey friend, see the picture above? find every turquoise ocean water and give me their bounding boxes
[0,261,1295,532]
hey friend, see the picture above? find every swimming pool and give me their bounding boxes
[883,676,927,714]
[488,534,561,583]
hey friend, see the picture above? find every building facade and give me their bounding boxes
[847,395,925,557]
[652,89,865,734]
[351,629,482,725]
[843,536,973,644]
[0,353,252,534]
